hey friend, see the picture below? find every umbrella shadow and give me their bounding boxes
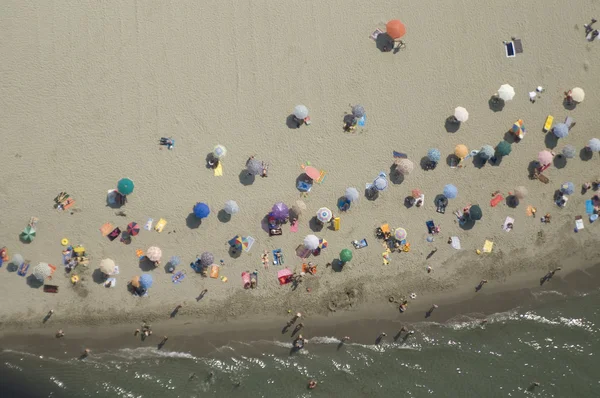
[506,195,519,208]
[19,236,33,244]
[446,154,459,167]
[420,156,437,171]
[6,262,18,272]
[389,166,404,185]
[331,259,344,272]
[365,188,379,201]
[26,275,43,289]
[490,154,503,167]
[472,155,487,169]
[444,116,460,133]
[527,161,539,178]
[459,219,475,230]
[260,215,272,234]
[186,213,202,229]
[433,194,446,207]
[563,98,577,111]
[309,216,324,233]
[205,153,219,169]
[503,131,516,144]
[238,170,256,186]
[139,257,156,272]
[92,269,107,284]
[228,246,242,259]
[580,147,593,161]
[375,32,395,52]
[488,96,505,112]
[286,114,301,129]
[217,209,232,223]
[544,133,559,149]
[295,173,312,192]
[404,196,415,209]
[554,155,567,169]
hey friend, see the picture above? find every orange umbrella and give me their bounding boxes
[455,144,469,159]
[304,166,321,181]
[411,189,422,198]
[386,20,406,39]
[130,276,140,288]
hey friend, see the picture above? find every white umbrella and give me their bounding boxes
[32,262,53,282]
[514,186,528,199]
[293,105,309,119]
[295,200,307,210]
[224,200,240,215]
[303,235,320,250]
[11,254,24,267]
[316,207,333,223]
[345,187,359,202]
[146,246,162,262]
[213,145,227,159]
[498,84,515,101]
[454,107,469,122]
[99,258,116,275]
[571,87,585,103]
[394,158,414,175]
[588,138,600,152]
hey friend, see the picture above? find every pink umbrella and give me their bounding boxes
[304,166,321,181]
[277,268,293,285]
[538,150,553,166]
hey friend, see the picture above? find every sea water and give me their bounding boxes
[2,290,599,398]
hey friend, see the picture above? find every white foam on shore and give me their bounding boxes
[113,347,197,360]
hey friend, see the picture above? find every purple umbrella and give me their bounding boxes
[271,202,289,220]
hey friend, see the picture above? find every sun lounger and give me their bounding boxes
[17,262,29,276]
[543,115,554,132]
[505,41,515,57]
[490,194,504,207]
[272,249,283,265]
[503,217,515,231]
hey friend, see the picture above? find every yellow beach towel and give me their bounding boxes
[214,162,223,176]
[483,240,494,253]
[154,218,167,232]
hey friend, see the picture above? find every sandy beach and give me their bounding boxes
[2,0,600,346]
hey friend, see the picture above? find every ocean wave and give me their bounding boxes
[308,336,342,344]
[516,312,596,332]
[113,347,198,360]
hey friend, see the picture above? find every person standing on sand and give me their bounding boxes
[476,279,488,291]
[376,332,387,344]
[341,336,350,343]
[55,330,64,338]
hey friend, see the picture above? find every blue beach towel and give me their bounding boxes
[586,200,594,215]
[172,271,185,284]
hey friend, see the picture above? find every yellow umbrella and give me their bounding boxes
[455,144,469,159]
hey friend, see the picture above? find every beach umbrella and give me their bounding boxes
[272,202,290,220]
[468,205,482,221]
[562,144,576,159]
[213,145,227,159]
[588,138,600,152]
[561,182,575,195]
[193,202,210,219]
[139,274,153,289]
[316,207,333,223]
[386,19,406,39]
[20,226,36,242]
[340,249,353,263]
[571,87,585,103]
[126,222,140,236]
[538,150,553,166]
[11,254,24,267]
[293,105,309,120]
[511,120,525,136]
[498,84,515,101]
[32,262,53,282]
[454,107,469,122]
[246,158,263,175]
[454,144,469,159]
[345,187,360,203]
[130,276,140,288]
[304,235,320,250]
[304,166,321,181]
[374,174,388,191]
[411,189,422,199]
[553,123,569,139]
[514,186,528,199]
[479,145,495,160]
[394,158,414,175]
[295,200,307,211]
[351,105,365,118]
[496,141,512,156]
[168,256,181,266]
[224,200,240,215]
[394,228,407,241]
[319,239,328,249]
[230,235,248,251]
[200,252,214,267]
[99,258,116,275]
[443,184,458,199]
[427,148,441,163]
[117,178,134,195]
[146,246,162,262]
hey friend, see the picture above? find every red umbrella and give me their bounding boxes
[411,189,422,199]
[127,222,140,236]
[386,20,406,39]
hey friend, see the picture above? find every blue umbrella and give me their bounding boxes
[443,184,458,199]
[560,182,574,195]
[139,274,153,289]
[562,144,576,159]
[193,202,210,219]
[427,148,441,162]
[553,123,569,138]
[373,173,388,191]
[479,145,495,160]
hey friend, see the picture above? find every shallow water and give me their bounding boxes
[2,290,600,398]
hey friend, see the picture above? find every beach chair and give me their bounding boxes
[543,115,553,132]
[505,41,516,57]
[352,238,368,249]
[316,170,327,184]
[513,38,523,54]
[490,194,504,207]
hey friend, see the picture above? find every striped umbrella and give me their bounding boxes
[316,207,333,223]
[126,222,140,236]
[394,228,407,241]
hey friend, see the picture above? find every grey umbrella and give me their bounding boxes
[200,252,214,266]
[351,105,365,118]
[479,145,495,160]
[562,144,576,159]
[246,158,263,175]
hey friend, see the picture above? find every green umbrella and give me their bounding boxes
[117,178,135,195]
[468,205,482,221]
[20,226,36,242]
[340,249,353,263]
[496,141,512,156]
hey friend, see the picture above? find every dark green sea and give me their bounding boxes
[2,289,599,397]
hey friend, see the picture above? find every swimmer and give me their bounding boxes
[308,380,317,389]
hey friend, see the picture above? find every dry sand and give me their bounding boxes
[1,0,600,335]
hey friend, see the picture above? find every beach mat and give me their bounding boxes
[586,200,594,215]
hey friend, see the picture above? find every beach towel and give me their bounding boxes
[503,217,515,232]
[450,236,461,250]
[272,249,283,265]
[210,265,219,279]
[242,271,251,288]
[107,190,118,205]
[172,271,185,284]
[244,236,255,252]
[100,222,114,236]
[426,220,436,234]
[154,218,167,232]
[352,238,368,249]
[526,205,536,217]
[104,277,116,288]
[17,262,29,276]
[357,116,366,127]
[490,194,504,207]
[290,220,299,232]
[110,265,120,275]
[214,162,223,176]
[250,271,258,287]
[144,218,154,231]
[575,216,584,231]
[108,227,121,241]
[483,240,494,253]
[393,151,408,159]
[586,200,594,215]
[382,250,391,265]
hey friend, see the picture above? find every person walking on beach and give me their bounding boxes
[376,332,387,344]
[197,289,208,301]
[476,279,488,292]
[426,304,438,318]
[55,329,64,338]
